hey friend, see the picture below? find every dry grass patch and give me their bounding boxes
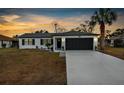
[100,47,124,60]
[0,48,66,85]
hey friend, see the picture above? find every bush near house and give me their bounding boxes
[114,39,124,47]
[0,48,66,85]
[2,44,6,48]
[45,43,52,49]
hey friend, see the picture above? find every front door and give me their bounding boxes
[57,38,61,49]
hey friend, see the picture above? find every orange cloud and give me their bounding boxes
[0,14,123,37]
[1,15,21,22]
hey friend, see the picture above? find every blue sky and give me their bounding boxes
[0,8,123,17]
[0,8,98,17]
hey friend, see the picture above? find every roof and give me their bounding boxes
[0,35,14,41]
[52,31,99,36]
[18,33,52,38]
[18,31,99,38]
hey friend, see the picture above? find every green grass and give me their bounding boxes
[100,47,124,60]
[0,48,66,85]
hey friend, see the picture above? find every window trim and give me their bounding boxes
[22,39,25,45]
[32,39,35,45]
[40,39,43,45]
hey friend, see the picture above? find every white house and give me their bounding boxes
[0,34,13,48]
[18,31,98,52]
[110,33,124,47]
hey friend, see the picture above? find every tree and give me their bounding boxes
[80,21,94,32]
[53,22,58,33]
[35,30,40,33]
[52,21,66,33]
[105,30,111,39]
[13,35,18,39]
[70,20,94,32]
[39,29,44,33]
[57,27,66,32]
[115,28,124,35]
[44,30,49,33]
[35,29,48,33]
[80,23,87,32]
[111,28,124,37]
[90,8,117,50]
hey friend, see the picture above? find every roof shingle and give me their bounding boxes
[0,35,13,41]
[18,31,99,38]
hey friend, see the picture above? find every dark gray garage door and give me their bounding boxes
[66,38,93,50]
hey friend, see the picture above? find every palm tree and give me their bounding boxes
[90,8,117,50]
[105,30,111,39]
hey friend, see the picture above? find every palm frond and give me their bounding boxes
[90,8,117,26]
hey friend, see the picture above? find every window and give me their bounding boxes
[32,39,35,45]
[47,39,51,44]
[22,39,35,45]
[43,39,52,45]
[22,39,25,45]
[40,39,43,45]
[25,39,28,45]
[29,39,32,45]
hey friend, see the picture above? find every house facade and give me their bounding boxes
[18,31,98,52]
[18,33,53,49]
[0,35,13,48]
[110,33,124,47]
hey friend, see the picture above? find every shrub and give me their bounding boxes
[2,44,6,48]
[114,39,124,47]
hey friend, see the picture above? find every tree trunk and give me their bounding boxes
[100,22,105,50]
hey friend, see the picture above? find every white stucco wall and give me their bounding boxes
[19,38,51,49]
[94,37,98,49]
[5,41,12,48]
[19,36,98,52]
[0,40,12,48]
[0,41,2,48]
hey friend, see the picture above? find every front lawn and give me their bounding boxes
[100,47,124,60]
[0,48,66,85]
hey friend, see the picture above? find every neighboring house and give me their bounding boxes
[18,31,98,52]
[110,33,124,47]
[0,34,13,48]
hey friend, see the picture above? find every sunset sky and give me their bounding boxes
[0,8,124,37]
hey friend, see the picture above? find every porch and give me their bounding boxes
[53,37,65,52]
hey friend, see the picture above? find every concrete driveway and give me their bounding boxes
[66,51,124,85]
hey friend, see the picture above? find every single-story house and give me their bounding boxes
[110,33,124,47]
[0,34,14,48]
[18,31,98,52]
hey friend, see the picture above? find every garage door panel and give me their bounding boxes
[66,38,93,50]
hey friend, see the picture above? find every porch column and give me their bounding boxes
[53,37,56,52]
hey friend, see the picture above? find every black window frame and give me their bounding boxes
[22,39,25,45]
[40,39,43,45]
[32,39,35,45]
